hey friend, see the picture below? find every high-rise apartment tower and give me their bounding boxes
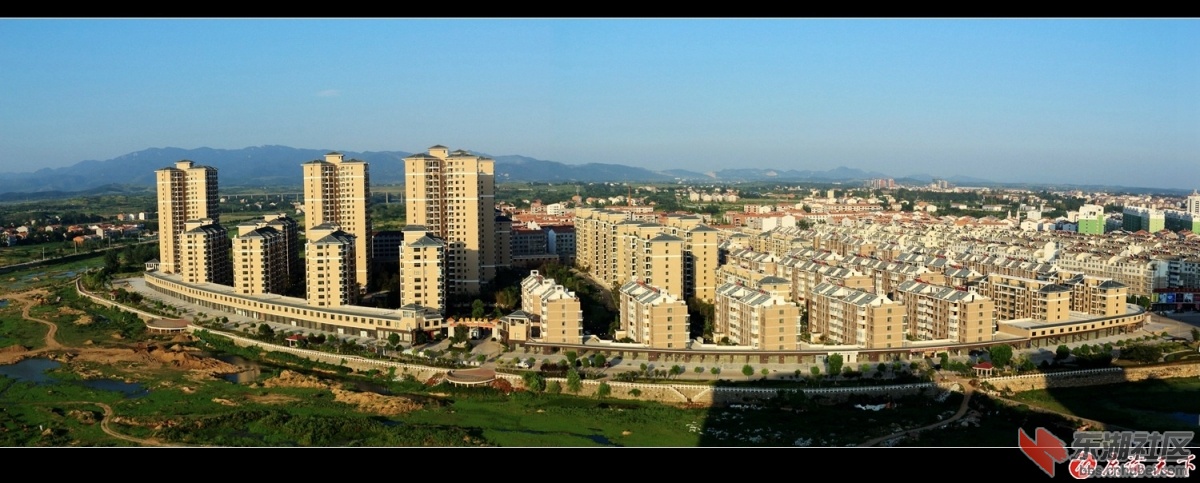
[155,160,219,275]
[404,145,509,296]
[303,152,372,290]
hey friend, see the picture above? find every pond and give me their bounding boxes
[0,357,148,398]
[1169,411,1199,426]
[217,354,262,384]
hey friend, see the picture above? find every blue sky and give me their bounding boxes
[1,19,1197,189]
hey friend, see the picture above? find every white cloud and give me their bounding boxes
[316,89,341,97]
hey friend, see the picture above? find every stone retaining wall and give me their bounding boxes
[984,363,1200,393]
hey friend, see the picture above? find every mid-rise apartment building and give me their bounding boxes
[398,225,445,312]
[232,221,289,296]
[305,223,357,308]
[714,277,802,350]
[155,160,218,275]
[896,280,995,343]
[520,270,584,344]
[1057,272,1128,316]
[618,281,690,349]
[178,218,231,286]
[1077,204,1106,235]
[303,152,372,290]
[809,282,903,349]
[576,207,718,302]
[976,273,1071,322]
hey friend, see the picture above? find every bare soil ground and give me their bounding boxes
[262,370,424,415]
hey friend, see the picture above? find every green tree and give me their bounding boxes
[103,249,121,274]
[566,368,582,393]
[810,366,820,377]
[451,325,469,344]
[1055,345,1072,361]
[387,332,401,348]
[760,368,769,377]
[566,351,579,367]
[547,381,562,394]
[827,354,843,376]
[596,382,612,399]
[742,364,754,377]
[711,367,721,376]
[695,366,704,374]
[257,323,275,339]
[670,365,684,378]
[938,352,950,367]
[629,388,642,397]
[471,299,485,318]
[1074,344,1092,356]
[1121,344,1164,363]
[495,286,519,311]
[522,372,545,392]
[1192,328,1200,343]
[988,344,1014,368]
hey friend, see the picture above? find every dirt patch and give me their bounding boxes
[263,370,423,416]
[66,343,241,378]
[211,398,238,406]
[246,393,301,405]
[0,344,29,354]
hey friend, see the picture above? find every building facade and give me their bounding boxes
[618,281,691,349]
[520,270,584,344]
[305,223,357,308]
[178,218,231,286]
[155,160,218,275]
[303,152,372,290]
[398,225,445,312]
[404,145,508,296]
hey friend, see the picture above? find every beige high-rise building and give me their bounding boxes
[520,270,584,344]
[618,280,690,349]
[664,214,720,303]
[155,160,218,275]
[232,213,300,296]
[178,218,231,286]
[305,223,357,308]
[303,152,371,291]
[404,145,508,296]
[398,225,445,312]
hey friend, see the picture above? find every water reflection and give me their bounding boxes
[0,358,148,398]
[217,354,261,384]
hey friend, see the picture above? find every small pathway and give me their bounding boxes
[1,288,178,446]
[858,375,974,447]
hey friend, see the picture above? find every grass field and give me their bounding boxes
[1010,378,1200,432]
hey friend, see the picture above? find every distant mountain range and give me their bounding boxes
[1,145,978,194]
[2,145,1182,197]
